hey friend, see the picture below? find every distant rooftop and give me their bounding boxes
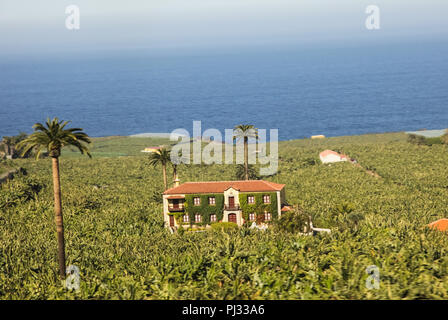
[141,146,163,153]
[428,219,448,232]
[405,129,447,138]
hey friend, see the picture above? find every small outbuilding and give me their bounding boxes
[319,150,349,164]
[141,146,162,153]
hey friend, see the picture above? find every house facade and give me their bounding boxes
[162,180,288,228]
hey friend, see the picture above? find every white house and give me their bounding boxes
[319,150,349,164]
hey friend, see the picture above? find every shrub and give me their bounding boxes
[211,222,238,231]
[407,134,442,146]
[440,133,448,144]
[235,164,259,180]
[331,202,364,232]
[425,137,443,146]
[0,177,43,209]
[177,226,185,236]
[274,207,311,233]
[300,157,319,167]
[333,202,355,215]
[336,212,364,232]
[407,134,426,145]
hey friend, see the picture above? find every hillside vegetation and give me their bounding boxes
[1,132,448,299]
[0,160,17,176]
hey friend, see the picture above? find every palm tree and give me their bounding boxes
[8,133,28,158]
[17,118,91,279]
[148,147,171,190]
[233,124,258,180]
[171,150,189,185]
[172,163,178,181]
[235,163,259,180]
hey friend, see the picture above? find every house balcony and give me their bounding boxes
[168,205,185,212]
[224,204,241,211]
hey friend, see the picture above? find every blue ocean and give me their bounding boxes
[1,41,447,140]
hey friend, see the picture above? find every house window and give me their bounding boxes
[263,195,270,204]
[193,197,201,206]
[183,215,189,223]
[209,197,216,205]
[264,212,272,221]
[249,213,256,221]
[195,214,202,223]
[247,196,255,204]
[210,214,217,223]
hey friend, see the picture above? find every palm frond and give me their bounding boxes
[148,147,171,166]
[233,124,258,141]
[17,117,91,158]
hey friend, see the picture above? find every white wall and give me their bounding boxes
[320,154,347,164]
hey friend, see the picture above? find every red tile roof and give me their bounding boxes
[163,180,285,195]
[428,219,448,232]
[166,195,185,199]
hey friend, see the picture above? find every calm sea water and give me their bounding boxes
[1,42,447,140]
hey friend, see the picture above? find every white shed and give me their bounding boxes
[319,150,349,164]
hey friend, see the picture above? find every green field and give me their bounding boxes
[61,136,174,158]
[1,132,448,299]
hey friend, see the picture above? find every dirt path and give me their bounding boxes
[352,162,381,178]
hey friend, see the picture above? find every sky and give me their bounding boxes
[0,0,447,56]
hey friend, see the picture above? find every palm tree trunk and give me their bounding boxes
[52,156,66,279]
[173,164,177,181]
[244,137,249,180]
[162,164,167,190]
